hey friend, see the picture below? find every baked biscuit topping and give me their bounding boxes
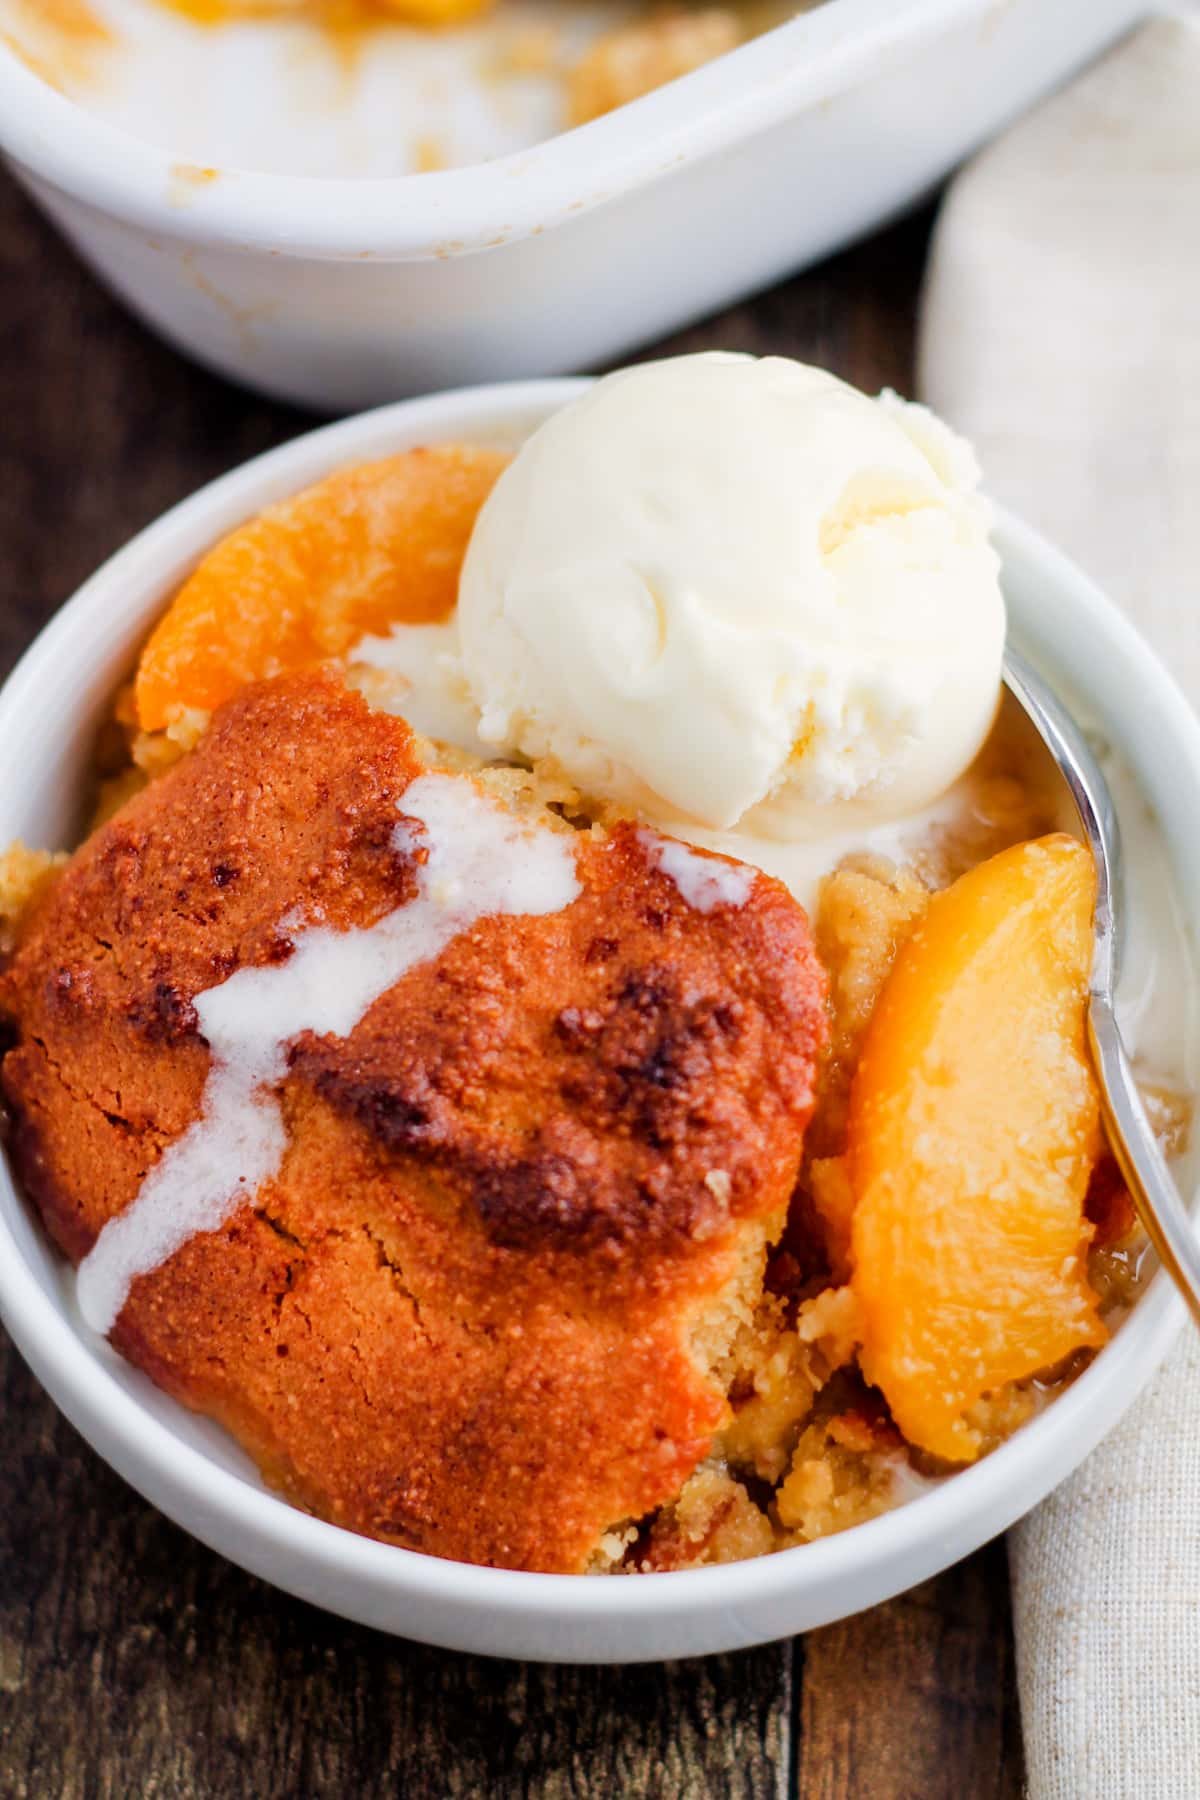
[0,670,827,1572]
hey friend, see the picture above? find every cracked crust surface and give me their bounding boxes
[0,670,827,1572]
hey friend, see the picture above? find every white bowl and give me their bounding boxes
[0,380,1196,1663]
[0,0,1148,411]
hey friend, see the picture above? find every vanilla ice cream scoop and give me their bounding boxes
[456,354,1005,837]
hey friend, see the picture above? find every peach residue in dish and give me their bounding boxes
[150,0,494,30]
[567,8,743,124]
[2,0,113,91]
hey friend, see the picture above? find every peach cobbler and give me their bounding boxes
[147,0,775,125]
[0,357,1187,1574]
[0,0,799,165]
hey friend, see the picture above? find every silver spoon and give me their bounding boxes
[1003,645,1200,1328]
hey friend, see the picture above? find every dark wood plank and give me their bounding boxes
[796,1544,1025,1800]
[1,1348,790,1800]
[0,167,1023,1800]
[0,180,311,684]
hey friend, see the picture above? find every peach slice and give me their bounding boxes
[847,834,1106,1463]
[134,445,509,731]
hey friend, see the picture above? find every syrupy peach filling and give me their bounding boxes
[152,2,495,30]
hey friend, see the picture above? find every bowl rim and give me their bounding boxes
[0,375,1195,1647]
[0,0,987,258]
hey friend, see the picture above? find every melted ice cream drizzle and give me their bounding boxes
[76,774,581,1336]
[638,831,755,913]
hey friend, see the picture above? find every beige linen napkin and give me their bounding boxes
[918,15,1200,1795]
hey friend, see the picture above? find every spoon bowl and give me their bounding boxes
[1003,645,1200,1330]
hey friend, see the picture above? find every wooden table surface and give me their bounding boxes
[0,175,1025,1800]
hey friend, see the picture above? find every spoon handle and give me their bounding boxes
[1089,995,1200,1331]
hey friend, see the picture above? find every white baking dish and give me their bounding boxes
[0,0,1150,411]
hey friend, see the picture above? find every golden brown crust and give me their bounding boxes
[566,9,743,125]
[0,670,827,1572]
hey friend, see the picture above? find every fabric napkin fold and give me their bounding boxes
[917,15,1200,1795]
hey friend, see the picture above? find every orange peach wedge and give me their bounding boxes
[847,834,1107,1463]
[134,444,509,731]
